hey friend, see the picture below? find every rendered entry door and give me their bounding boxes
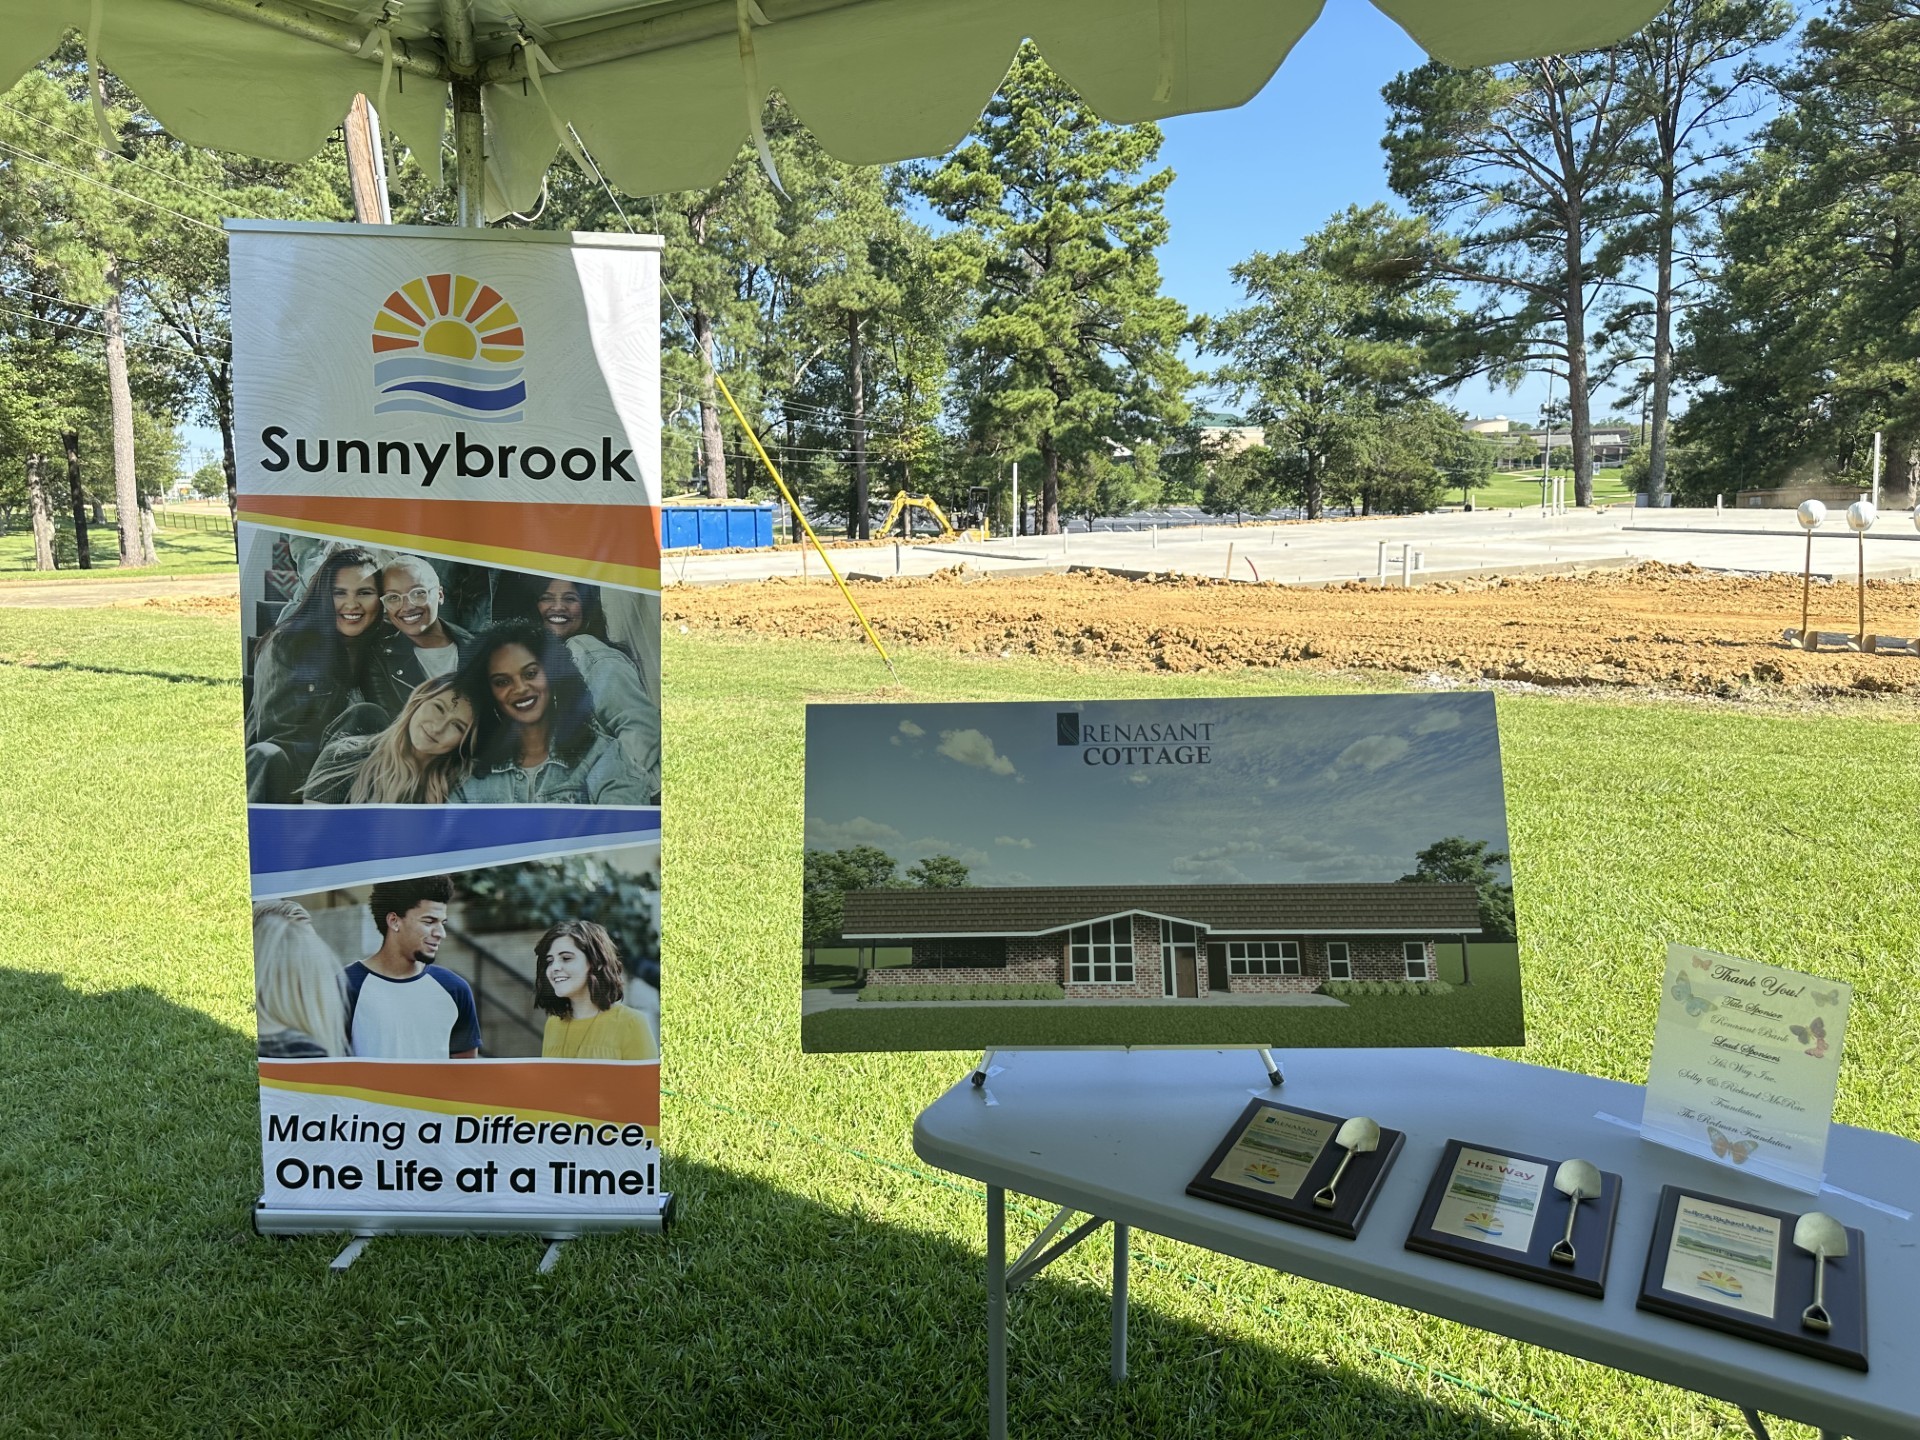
[1161,920,1201,997]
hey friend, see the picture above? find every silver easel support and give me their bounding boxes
[1257,1047,1284,1087]
[971,1050,996,1089]
[330,1235,373,1272]
[538,1240,567,1274]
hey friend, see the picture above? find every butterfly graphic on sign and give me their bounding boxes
[1812,988,1839,1008]
[1669,974,1713,1017]
[1790,1015,1828,1059]
[1690,954,1712,971]
[1707,1123,1759,1165]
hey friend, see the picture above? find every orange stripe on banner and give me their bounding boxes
[237,494,661,572]
[258,1059,659,1127]
[240,511,660,591]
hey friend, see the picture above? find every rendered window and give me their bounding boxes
[1326,941,1352,980]
[1226,940,1300,976]
[1070,919,1134,984]
[1403,940,1430,981]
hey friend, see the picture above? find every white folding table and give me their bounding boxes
[912,1048,1920,1440]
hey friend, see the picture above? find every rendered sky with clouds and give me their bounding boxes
[805,692,1512,889]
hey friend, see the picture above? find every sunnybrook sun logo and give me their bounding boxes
[371,273,527,423]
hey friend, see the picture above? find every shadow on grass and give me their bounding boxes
[0,969,1554,1438]
[0,657,240,688]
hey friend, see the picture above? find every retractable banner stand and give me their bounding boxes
[229,222,669,1236]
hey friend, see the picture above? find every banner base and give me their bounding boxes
[254,1194,674,1239]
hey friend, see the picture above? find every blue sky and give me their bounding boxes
[804,692,1512,889]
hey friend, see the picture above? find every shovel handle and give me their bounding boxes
[1549,1194,1581,1265]
[1313,1149,1354,1210]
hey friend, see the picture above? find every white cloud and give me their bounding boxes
[994,835,1033,849]
[804,815,904,852]
[937,727,1017,777]
[907,837,991,869]
[1169,840,1264,881]
[1328,734,1411,777]
[898,720,925,737]
[1127,770,1153,786]
[1412,708,1463,736]
[889,734,902,746]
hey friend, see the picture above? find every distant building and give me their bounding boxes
[1466,418,1638,469]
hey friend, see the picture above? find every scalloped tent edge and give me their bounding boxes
[0,0,1669,219]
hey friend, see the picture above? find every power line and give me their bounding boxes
[0,302,204,359]
[0,137,222,232]
[0,102,247,210]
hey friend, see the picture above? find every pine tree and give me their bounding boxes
[919,44,1191,534]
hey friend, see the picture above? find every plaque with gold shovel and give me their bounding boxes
[1405,1141,1622,1297]
[1637,1185,1868,1370]
[1186,1101,1404,1239]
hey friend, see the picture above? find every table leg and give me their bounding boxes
[988,1184,1006,1440]
[1111,1222,1129,1385]
[1738,1407,1771,1440]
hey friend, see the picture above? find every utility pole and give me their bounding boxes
[1011,461,1019,538]
[1871,430,1884,508]
[343,94,392,223]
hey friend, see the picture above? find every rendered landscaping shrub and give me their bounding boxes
[857,983,1066,1002]
[1320,979,1454,999]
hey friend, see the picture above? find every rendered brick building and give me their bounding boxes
[842,883,1483,998]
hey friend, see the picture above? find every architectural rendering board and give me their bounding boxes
[800,693,1523,1053]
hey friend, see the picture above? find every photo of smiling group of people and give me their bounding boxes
[238,527,660,807]
[255,846,661,1062]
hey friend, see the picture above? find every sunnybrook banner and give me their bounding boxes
[229,222,668,1235]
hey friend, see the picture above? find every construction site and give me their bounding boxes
[662,506,1920,700]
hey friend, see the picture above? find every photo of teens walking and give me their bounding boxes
[254,874,659,1063]
[240,529,659,806]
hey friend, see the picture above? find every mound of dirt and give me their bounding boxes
[665,562,1920,698]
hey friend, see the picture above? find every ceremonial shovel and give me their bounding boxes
[1549,1160,1601,1266]
[1793,1212,1847,1334]
[1313,1117,1380,1210]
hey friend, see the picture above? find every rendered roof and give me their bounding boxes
[840,882,1484,939]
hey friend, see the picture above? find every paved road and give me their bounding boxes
[0,572,239,608]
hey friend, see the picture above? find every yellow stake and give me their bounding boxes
[710,369,898,680]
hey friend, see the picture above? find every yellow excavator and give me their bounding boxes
[878,489,991,542]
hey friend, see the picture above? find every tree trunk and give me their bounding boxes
[848,310,869,540]
[1647,169,1676,504]
[103,259,150,567]
[1305,451,1325,521]
[694,306,727,500]
[138,492,158,565]
[26,454,55,571]
[1562,222,1595,508]
[62,429,91,569]
[91,499,104,525]
[1041,435,1061,535]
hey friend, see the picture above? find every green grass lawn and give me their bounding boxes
[1468,467,1633,511]
[0,506,237,579]
[2,609,1916,1437]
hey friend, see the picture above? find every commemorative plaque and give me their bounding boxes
[1637,1185,1867,1371]
[1186,1099,1403,1239]
[1405,1140,1620,1297]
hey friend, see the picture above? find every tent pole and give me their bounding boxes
[440,0,483,227]
[451,78,484,226]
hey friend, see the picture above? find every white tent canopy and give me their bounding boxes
[0,0,1667,215]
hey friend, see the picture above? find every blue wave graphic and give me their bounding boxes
[374,355,522,387]
[372,353,525,420]
[371,398,520,424]
[380,377,528,412]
